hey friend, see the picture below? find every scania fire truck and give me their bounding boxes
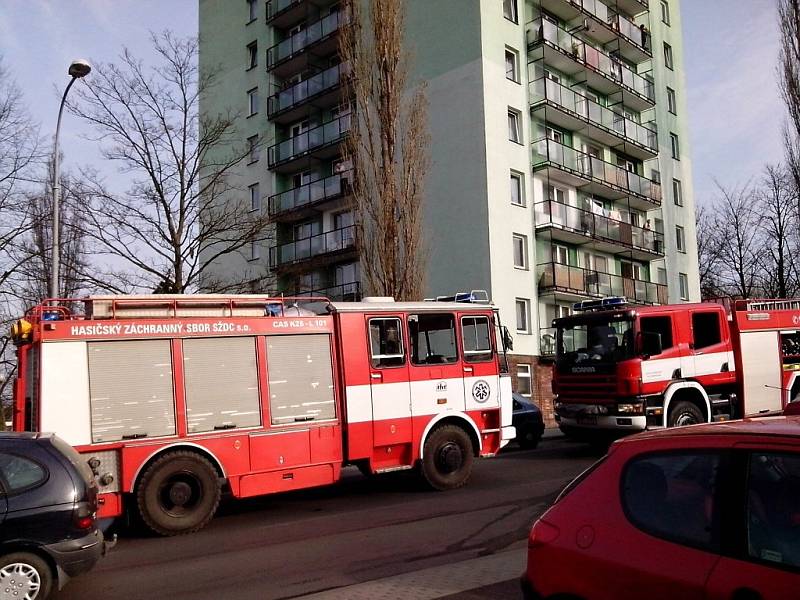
[552,297,800,439]
[11,293,515,535]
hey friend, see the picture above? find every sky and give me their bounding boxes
[0,0,788,208]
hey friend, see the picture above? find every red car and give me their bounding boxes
[522,417,800,600]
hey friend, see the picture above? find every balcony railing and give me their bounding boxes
[268,170,352,217]
[530,77,657,152]
[529,18,655,103]
[268,63,351,118]
[293,281,361,302]
[540,327,557,357]
[533,138,662,204]
[266,0,302,22]
[537,262,668,305]
[266,10,348,70]
[609,12,648,51]
[268,113,351,168]
[535,201,664,255]
[269,225,356,268]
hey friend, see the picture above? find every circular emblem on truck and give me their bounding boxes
[472,380,491,403]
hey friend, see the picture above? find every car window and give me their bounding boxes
[462,316,493,363]
[409,314,457,365]
[622,451,721,551]
[368,317,405,368]
[747,452,800,569]
[0,453,47,493]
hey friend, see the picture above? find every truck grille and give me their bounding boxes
[557,374,617,402]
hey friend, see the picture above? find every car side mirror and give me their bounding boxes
[641,331,662,358]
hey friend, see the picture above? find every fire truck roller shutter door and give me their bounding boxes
[40,342,91,445]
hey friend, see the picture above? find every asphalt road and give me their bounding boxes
[56,435,600,600]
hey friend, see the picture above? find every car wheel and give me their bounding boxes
[517,427,540,450]
[667,400,704,428]
[136,450,221,536]
[0,552,53,600]
[421,425,474,491]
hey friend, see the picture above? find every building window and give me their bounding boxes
[247,42,258,69]
[679,273,689,300]
[510,171,524,206]
[663,42,674,70]
[661,0,671,25]
[505,48,520,83]
[250,239,260,261]
[515,298,530,333]
[503,0,518,23]
[247,0,257,22]
[508,109,522,144]
[676,225,685,252]
[670,132,680,159]
[657,267,667,285]
[513,234,528,269]
[248,135,260,163]
[517,364,532,397]
[667,87,677,114]
[673,179,683,206]
[247,87,259,116]
[249,183,260,211]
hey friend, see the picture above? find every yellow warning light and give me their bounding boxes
[10,319,33,344]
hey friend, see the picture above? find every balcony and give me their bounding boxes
[537,0,651,62]
[616,0,649,15]
[527,17,655,111]
[540,327,557,358]
[535,201,664,261]
[268,63,351,124]
[530,77,657,159]
[268,113,350,171]
[268,170,352,222]
[532,138,661,210]
[269,225,357,270]
[292,281,361,302]
[537,262,668,305]
[265,0,304,28]
[266,10,348,77]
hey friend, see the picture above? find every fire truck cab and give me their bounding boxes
[11,293,514,535]
[553,297,800,439]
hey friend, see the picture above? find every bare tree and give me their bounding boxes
[0,57,40,297]
[695,204,723,299]
[710,181,763,298]
[779,0,800,195]
[340,0,430,300]
[67,32,271,294]
[759,164,799,298]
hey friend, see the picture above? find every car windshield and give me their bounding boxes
[556,317,635,368]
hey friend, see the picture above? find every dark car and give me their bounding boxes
[522,417,800,600]
[513,393,545,449]
[0,433,104,599]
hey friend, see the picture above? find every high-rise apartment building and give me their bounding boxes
[199,0,699,423]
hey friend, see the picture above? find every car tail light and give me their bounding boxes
[74,501,95,530]
[529,518,560,548]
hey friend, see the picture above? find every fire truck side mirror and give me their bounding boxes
[641,331,662,359]
[502,326,514,352]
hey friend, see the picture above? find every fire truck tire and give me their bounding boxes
[136,451,221,536]
[421,425,474,491]
[0,552,53,600]
[667,400,704,428]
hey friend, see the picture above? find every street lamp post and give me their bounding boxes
[51,59,91,301]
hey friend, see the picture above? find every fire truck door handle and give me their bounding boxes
[463,366,474,373]
[371,372,382,381]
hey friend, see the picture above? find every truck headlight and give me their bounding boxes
[617,403,644,415]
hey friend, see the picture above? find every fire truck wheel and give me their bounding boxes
[667,400,704,428]
[136,451,221,536]
[421,425,474,491]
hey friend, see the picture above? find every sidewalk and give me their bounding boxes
[293,547,527,600]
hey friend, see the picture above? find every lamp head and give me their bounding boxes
[68,59,92,79]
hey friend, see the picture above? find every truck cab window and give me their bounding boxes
[692,312,721,350]
[640,316,673,354]
[409,314,457,365]
[462,316,493,363]
[369,318,405,368]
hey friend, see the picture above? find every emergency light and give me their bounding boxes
[572,297,628,312]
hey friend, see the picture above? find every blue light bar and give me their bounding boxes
[572,296,628,312]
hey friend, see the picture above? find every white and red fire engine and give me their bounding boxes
[552,297,800,439]
[11,293,515,535]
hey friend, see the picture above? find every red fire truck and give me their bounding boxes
[10,293,515,535]
[552,297,800,439]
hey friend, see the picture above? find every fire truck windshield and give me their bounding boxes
[556,317,635,368]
